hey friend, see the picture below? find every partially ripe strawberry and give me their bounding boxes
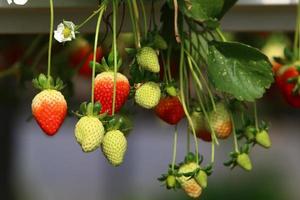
[94,71,130,115]
[177,162,202,198]
[155,96,185,125]
[135,82,161,109]
[191,111,212,142]
[102,130,127,166]
[208,103,232,139]
[75,116,104,152]
[32,89,67,136]
[136,47,160,73]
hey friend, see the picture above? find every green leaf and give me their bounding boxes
[178,0,224,22]
[207,41,274,101]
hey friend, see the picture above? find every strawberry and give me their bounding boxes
[166,175,176,189]
[135,82,161,109]
[256,130,271,148]
[208,103,232,139]
[31,74,67,136]
[69,38,103,77]
[94,71,130,115]
[237,153,252,171]
[136,47,160,73]
[75,116,105,153]
[177,162,202,198]
[191,111,212,142]
[155,96,185,125]
[195,170,208,189]
[102,130,127,166]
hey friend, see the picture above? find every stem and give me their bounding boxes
[112,0,118,116]
[91,4,106,106]
[75,6,103,31]
[185,50,216,111]
[231,114,239,153]
[179,44,198,163]
[186,54,219,146]
[166,45,172,82]
[47,0,54,82]
[127,0,140,48]
[294,0,300,60]
[139,0,148,39]
[211,139,215,164]
[132,0,141,48]
[254,102,259,131]
[171,125,178,172]
[173,0,181,43]
[216,27,227,42]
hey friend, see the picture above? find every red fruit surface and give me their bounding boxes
[32,89,67,136]
[94,72,130,115]
[280,66,300,107]
[155,96,185,125]
[69,44,103,77]
[196,130,212,142]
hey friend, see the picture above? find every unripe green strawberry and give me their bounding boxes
[208,103,232,139]
[153,35,167,50]
[195,170,208,189]
[135,82,161,109]
[75,116,105,153]
[166,175,176,189]
[256,130,271,148]
[178,162,202,198]
[102,130,127,166]
[237,153,252,171]
[136,47,160,73]
[245,125,256,140]
[32,89,67,136]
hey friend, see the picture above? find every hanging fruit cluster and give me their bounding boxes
[5,0,281,198]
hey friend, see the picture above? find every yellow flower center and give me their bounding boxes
[63,27,71,38]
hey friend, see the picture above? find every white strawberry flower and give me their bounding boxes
[54,21,76,43]
[7,0,28,5]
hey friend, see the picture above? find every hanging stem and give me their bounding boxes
[91,3,106,106]
[76,6,104,31]
[171,125,178,172]
[231,114,239,153]
[186,53,219,146]
[173,0,181,43]
[294,0,300,60]
[112,0,118,116]
[127,0,138,48]
[132,0,141,48]
[179,44,198,163]
[47,0,54,83]
[215,27,227,42]
[139,0,148,39]
[254,102,259,131]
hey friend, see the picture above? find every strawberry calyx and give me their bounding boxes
[89,51,122,73]
[73,101,107,119]
[32,73,65,91]
[158,165,181,190]
[103,114,133,135]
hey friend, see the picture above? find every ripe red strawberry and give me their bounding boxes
[32,89,67,136]
[32,74,67,136]
[155,96,185,125]
[94,71,130,115]
[69,38,103,77]
[278,66,300,107]
[208,103,232,139]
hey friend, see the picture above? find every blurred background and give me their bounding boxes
[1,1,300,200]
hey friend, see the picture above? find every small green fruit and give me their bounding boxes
[237,153,252,171]
[166,175,176,189]
[136,47,160,73]
[195,170,208,189]
[135,82,161,109]
[256,130,271,148]
[245,126,256,140]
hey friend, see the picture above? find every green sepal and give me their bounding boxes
[32,73,65,91]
